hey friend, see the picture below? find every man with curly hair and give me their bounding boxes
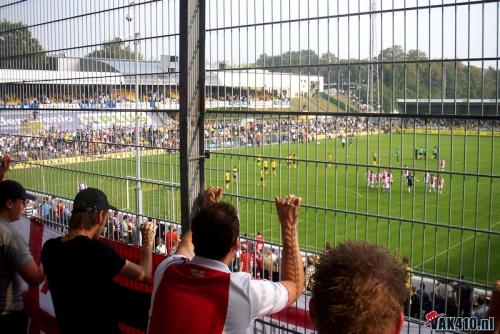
[309,241,407,334]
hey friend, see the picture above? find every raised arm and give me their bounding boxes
[175,186,223,259]
[275,195,304,306]
[119,222,155,282]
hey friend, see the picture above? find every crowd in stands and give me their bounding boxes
[3,113,497,170]
[2,90,293,106]
[206,92,290,102]
[402,118,499,131]
[0,122,179,163]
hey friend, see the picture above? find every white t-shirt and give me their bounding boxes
[148,255,289,334]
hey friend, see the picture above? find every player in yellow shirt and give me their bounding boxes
[225,170,231,189]
[256,154,262,167]
[327,153,333,168]
[271,160,277,176]
[258,168,265,187]
[263,160,269,175]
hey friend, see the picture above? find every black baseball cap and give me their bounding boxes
[0,180,36,205]
[72,188,117,214]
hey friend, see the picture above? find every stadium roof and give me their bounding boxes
[81,58,166,75]
[396,98,498,115]
[397,98,497,105]
[0,56,324,96]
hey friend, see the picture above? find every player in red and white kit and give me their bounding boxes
[368,170,375,188]
[381,170,387,183]
[403,166,410,181]
[375,172,381,188]
[429,175,437,193]
[438,176,445,195]
[440,159,446,171]
[383,175,391,192]
[423,172,430,186]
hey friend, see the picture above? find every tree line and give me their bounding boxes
[255,46,498,112]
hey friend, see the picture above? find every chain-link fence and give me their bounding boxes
[1,0,499,332]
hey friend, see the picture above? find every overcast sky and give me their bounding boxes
[1,0,498,68]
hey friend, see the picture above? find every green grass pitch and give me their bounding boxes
[10,133,500,284]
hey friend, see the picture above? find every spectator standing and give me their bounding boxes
[454,275,473,317]
[434,280,457,316]
[402,256,413,316]
[263,248,279,282]
[41,198,52,221]
[127,216,136,244]
[155,238,166,254]
[0,179,45,334]
[165,224,178,255]
[411,283,431,319]
[473,294,488,320]
[243,232,255,255]
[41,188,156,334]
[479,281,500,334]
[112,211,120,240]
[148,188,304,333]
[255,249,263,279]
[239,244,252,273]
[305,255,316,291]
[121,215,129,243]
[256,231,264,252]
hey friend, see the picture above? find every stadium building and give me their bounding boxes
[0,55,324,109]
[396,98,498,116]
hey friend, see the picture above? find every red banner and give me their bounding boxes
[22,218,312,333]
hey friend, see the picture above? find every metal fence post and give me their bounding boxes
[179,0,206,235]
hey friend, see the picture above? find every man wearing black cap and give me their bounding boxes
[0,180,45,334]
[41,188,156,334]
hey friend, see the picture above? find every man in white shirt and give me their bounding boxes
[148,187,303,334]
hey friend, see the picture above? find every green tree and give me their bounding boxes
[85,37,143,60]
[0,20,47,69]
[256,50,320,74]
[255,46,499,112]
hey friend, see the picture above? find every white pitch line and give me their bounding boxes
[418,221,500,268]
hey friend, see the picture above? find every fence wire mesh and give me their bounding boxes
[1,0,499,333]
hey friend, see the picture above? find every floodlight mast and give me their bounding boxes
[126,2,143,221]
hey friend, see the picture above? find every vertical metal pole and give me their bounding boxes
[135,32,143,219]
[41,166,46,192]
[443,67,447,100]
[179,0,206,235]
[126,179,130,210]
